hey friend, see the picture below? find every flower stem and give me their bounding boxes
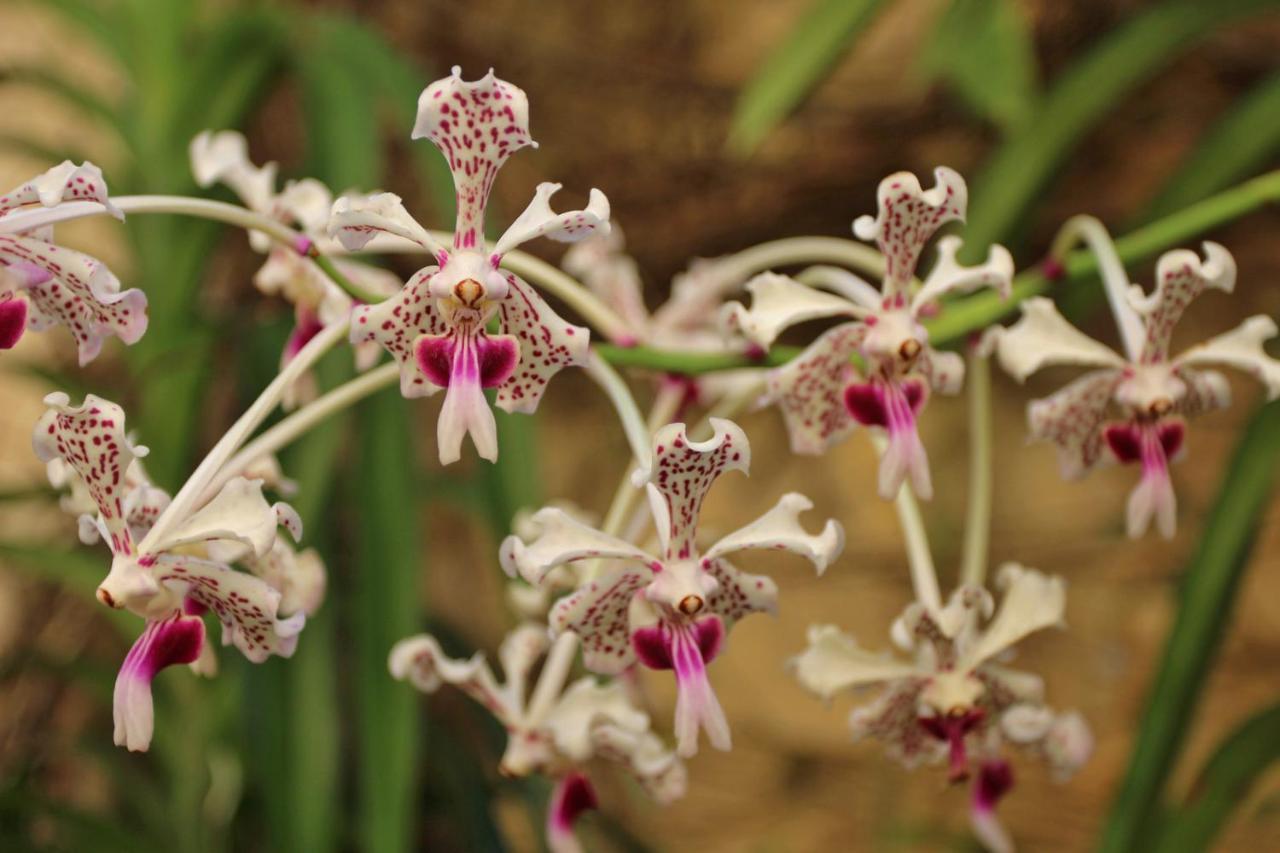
[584,348,652,468]
[203,362,400,503]
[138,320,350,553]
[1047,215,1144,360]
[525,632,581,725]
[959,349,993,589]
[709,236,888,285]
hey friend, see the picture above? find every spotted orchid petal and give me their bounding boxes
[328,192,445,255]
[1174,315,1280,399]
[493,182,611,257]
[789,624,922,700]
[189,130,277,215]
[1027,368,1125,479]
[702,493,844,574]
[545,772,596,853]
[1177,367,1231,417]
[853,166,967,302]
[763,322,866,454]
[239,539,327,617]
[33,392,147,555]
[388,633,516,724]
[149,477,299,558]
[113,611,205,751]
[544,678,650,762]
[153,554,304,663]
[499,507,655,587]
[703,558,779,625]
[846,680,934,766]
[720,272,863,348]
[910,236,1013,315]
[591,724,687,804]
[499,622,552,705]
[549,565,651,673]
[918,346,965,395]
[350,267,447,397]
[413,67,536,250]
[493,273,590,414]
[0,160,121,219]
[637,419,751,561]
[1131,242,1236,363]
[997,297,1126,382]
[0,237,148,365]
[958,565,1065,673]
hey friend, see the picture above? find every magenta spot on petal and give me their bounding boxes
[475,335,518,388]
[974,760,1014,812]
[631,624,672,670]
[919,708,986,783]
[694,615,724,664]
[416,336,455,386]
[283,311,325,361]
[0,298,27,349]
[844,382,887,427]
[550,772,597,832]
[1158,419,1184,458]
[1103,422,1142,465]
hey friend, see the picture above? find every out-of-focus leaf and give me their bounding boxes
[920,0,1038,131]
[1100,400,1280,852]
[294,19,381,190]
[1143,70,1280,220]
[353,388,422,853]
[0,541,133,635]
[23,0,128,65]
[1156,702,1280,852]
[478,409,542,539]
[0,131,90,164]
[727,0,888,157]
[0,66,121,132]
[0,788,157,853]
[963,0,1277,257]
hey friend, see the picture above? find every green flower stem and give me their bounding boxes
[596,171,1280,376]
[959,349,992,589]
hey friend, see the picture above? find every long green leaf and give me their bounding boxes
[727,0,888,157]
[962,0,1276,257]
[353,388,423,853]
[0,66,122,133]
[1100,400,1280,852]
[1156,702,1280,852]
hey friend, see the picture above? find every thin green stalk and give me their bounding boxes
[959,350,992,588]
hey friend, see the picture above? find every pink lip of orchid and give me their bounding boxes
[719,167,1013,501]
[993,241,1280,538]
[389,623,687,853]
[0,161,147,364]
[328,67,612,465]
[33,392,313,752]
[499,418,845,757]
[790,564,1092,849]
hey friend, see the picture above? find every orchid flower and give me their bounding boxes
[34,393,314,751]
[995,241,1280,538]
[791,564,1092,853]
[722,168,1013,499]
[329,67,610,464]
[390,624,685,853]
[564,225,763,411]
[0,161,146,364]
[502,419,844,756]
[190,131,400,408]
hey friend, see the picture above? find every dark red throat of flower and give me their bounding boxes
[919,707,986,783]
[549,771,598,835]
[415,331,518,389]
[0,297,28,350]
[631,616,724,671]
[1103,419,1185,466]
[844,378,926,429]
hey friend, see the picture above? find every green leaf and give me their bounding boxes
[352,388,423,853]
[1100,400,1280,852]
[962,0,1277,257]
[0,66,122,133]
[0,541,133,636]
[920,0,1038,132]
[726,0,888,157]
[1142,70,1280,220]
[294,19,382,190]
[0,131,91,165]
[1156,702,1280,852]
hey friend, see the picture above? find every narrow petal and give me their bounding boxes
[959,564,1065,672]
[996,297,1126,382]
[637,419,750,561]
[1027,368,1125,479]
[428,331,504,464]
[494,182,611,256]
[544,678,649,761]
[154,554,305,663]
[1175,315,1280,399]
[789,624,921,700]
[33,392,146,555]
[149,477,295,558]
[498,507,655,586]
[276,178,333,235]
[546,772,597,853]
[328,192,445,255]
[498,623,552,704]
[762,322,866,454]
[703,492,844,574]
[350,267,448,398]
[189,130,278,214]
[0,160,120,218]
[1120,422,1179,539]
[1132,242,1235,363]
[853,167,967,302]
[493,273,590,414]
[860,378,932,500]
[549,565,651,674]
[910,236,1013,315]
[413,68,535,249]
[970,761,1015,853]
[720,272,861,348]
[1,236,147,364]
[113,613,205,751]
[636,619,730,756]
[388,633,516,724]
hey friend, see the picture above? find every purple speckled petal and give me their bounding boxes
[1133,243,1235,364]
[0,160,120,219]
[550,564,651,674]
[350,266,447,398]
[493,182,610,256]
[1027,368,1125,480]
[493,273,589,414]
[763,322,866,455]
[113,611,205,751]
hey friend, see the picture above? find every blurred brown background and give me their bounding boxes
[3,0,1280,850]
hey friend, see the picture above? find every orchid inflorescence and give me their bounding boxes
[9,66,1279,851]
